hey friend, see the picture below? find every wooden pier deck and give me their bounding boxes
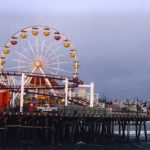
[0,108,150,146]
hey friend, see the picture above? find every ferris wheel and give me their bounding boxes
[0,25,80,87]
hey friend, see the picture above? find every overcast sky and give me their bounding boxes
[1,0,150,100]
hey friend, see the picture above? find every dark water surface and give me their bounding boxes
[1,140,150,150]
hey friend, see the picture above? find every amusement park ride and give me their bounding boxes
[0,25,95,112]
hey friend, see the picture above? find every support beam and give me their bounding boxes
[127,121,130,141]
[90,82,94,107]
[69,88,72,100]
[118,121,121,135]
[64,78,69,106]
[11,92,15,108]
[79,82,95,107]
[0,57,3,71]
[143,121,148,141]
[20,73,25,112]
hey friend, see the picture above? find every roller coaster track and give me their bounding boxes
[11,87,89,106]
[0,71,83,84]
[0,71,89,106]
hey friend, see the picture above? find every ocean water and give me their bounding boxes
[1,141,150,150]
[2,134,150,150]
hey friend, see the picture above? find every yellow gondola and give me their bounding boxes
[73,64,80,69]
[69,53,76,58]
[20,33,27,39]
[43,27,50,36]
[0,61,5,65]
[3,49,10,54]
[43,31,50,36]
[64,42,70,48]
[32,31,39,36]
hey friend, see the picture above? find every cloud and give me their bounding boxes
[1,0,150,15]
[1,0,150,99]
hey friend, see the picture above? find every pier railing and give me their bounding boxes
[5,105,149,118]
[53,105,149,118]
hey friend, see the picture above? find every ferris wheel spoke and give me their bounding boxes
[42,47,53,61]
[45,66,59,75]
[6,65,31,70]
[42,46,52,60]
[22,46,34,59]
[35,39,54,60]
[45,63,58,66]
[49,66,72,74]
[17,64,33,72]
[59,68,72,74]
[50,53,65,62]
[28,40,37,59]
[39,39,54,60]
[51,45,63,54]
[45,61,71,66]
[46,39,55,50]
[39,39,46,59]
[35,36,40,58]
[49,39,55,47]
[44,66,56,75]
[59,61,72,65]
[43,45,62,61]
[10,58,32,65]
[14,50,31,62]
[44,53,64,64]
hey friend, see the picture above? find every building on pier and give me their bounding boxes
[0,90,9,112]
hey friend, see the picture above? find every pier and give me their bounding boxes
[0,107,149,146]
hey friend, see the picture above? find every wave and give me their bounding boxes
[75,141,86,145]
[114,130,150,136]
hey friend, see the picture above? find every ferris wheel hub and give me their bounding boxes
[34,60,42,68]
